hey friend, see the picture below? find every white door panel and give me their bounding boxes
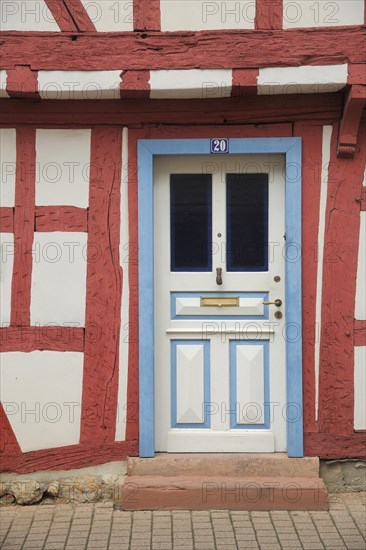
[154,154,286,452]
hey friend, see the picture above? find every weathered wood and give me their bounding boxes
[35,206,88,232]
[305,432,366,459]
[0,326,85,352]
[0,440,138,473]
[232,69,258,96]
[0,207,14,232]
[0,27,364,70]
[43,0,78,31]
[337,85,366,157]
[354,320,366,346]
[361,187,366,210]
[10,128,35,327]
[80,127,123,445]
[64,0,96,32]
[133,0,160,31]
[120,70,150,99]
[0,94,343,126]
[6,66,39,99]
[318,122,366,434]
[294,121,324,434]
[0,403,22,457]
[255,0,282,30]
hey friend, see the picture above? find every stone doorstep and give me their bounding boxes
[127,454,320,478]
[121,476,329,511]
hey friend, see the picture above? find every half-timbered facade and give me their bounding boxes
[0,1,365,479]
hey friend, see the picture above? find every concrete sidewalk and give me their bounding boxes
[0,492,365,550]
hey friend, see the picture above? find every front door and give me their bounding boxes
[154,154,286,452]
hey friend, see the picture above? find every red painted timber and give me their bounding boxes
[80,127,123,445]
[231,69,259,96]
[134,0,160,31]
[6,66,39,99]
[63,0,96,32]
[348,64,366,85]
[35,206,88,232]
[0,326,85,352]
[43,0,78,31]
[0,94,343,126]
[354,320,366,346]
[120,70,150,99]
[0,403,22,456]
[0,207,14,232]
[0,27,364,71]
[255,0,283,30]
[318,122,366,434]
[0,440,138,474]
[10,128,35,327]
[361,187,366,210]
[294,122,324,433]
[305,432,366,459]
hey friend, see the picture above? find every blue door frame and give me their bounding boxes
[137,138,303,458]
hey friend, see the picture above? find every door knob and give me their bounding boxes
[263,299,282,307]
[216,268,223,285]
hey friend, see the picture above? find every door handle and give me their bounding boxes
[216,268,223,285]
[263,299,282,307]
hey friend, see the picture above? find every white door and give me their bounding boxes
[154,154,286,452]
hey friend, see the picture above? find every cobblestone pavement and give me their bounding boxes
[0,492,365,550]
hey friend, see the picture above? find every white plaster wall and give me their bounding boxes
[161,0,255,30]
[0,128,17,206]
[354,346,366,430]
[35,129,91,207]
[30,232,88,327]
[283,0,364,29]
[38,71,122,100]
[115,128,129,442]
[0,71,9,99]
[0,351,83,451]
[80,0,133,31]
[0,234,14,326]
[258,65,348,95]
[0,0,60,31]
[150,69,232,99]
[355,212,366,320]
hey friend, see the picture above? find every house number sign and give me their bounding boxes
[210,138,229,154]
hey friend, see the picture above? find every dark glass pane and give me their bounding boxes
[226,174,268,271]
[171,174,212,271]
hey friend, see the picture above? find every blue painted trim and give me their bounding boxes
[171,340,210,429]
[229,341,270,429]
[171,292,269,320]
[138,137,303,458]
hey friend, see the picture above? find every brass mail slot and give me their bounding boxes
[200,296,240,307]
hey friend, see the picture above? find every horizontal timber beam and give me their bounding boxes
[0,94,343,126]
[0,27,365,71]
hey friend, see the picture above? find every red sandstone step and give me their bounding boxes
[127,453,320,478]
[122,475,329,511]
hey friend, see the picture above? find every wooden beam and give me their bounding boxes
[0,207,14,232]
[44,0,95,32]
[0,440,138,473]
[337,85,366,157]
[0,93,343,126]
[6,66,39,99]
[35,206,88,232]
[305,432,366,459]
[0,326,85,352]
[255,0,283,30]
[134,0,160,31]
[354,320,366,346]
[0,27,364,71]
